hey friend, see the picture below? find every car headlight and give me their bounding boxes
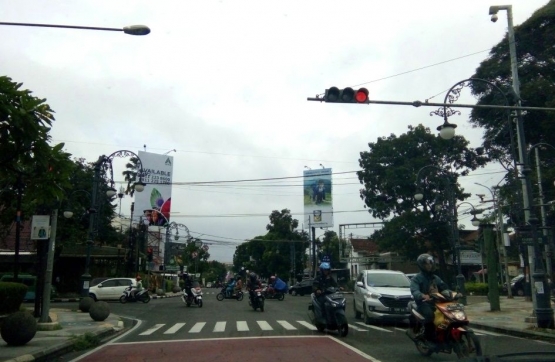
[369,292,381,299]
[452,310,466,320]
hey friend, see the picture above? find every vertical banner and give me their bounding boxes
[135,151,174,226]
[303,168,333,228]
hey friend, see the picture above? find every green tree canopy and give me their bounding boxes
[357,125,487,279]
[233,209,310,279]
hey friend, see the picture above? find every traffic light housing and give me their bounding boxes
[147,247,153,262]
[324,87,369,103]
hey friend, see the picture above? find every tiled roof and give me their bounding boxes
[350,238,379,255]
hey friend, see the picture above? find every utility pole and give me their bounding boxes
[484,223,500,311]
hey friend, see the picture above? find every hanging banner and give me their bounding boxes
[303,168,333,228]
[135,151,174,226]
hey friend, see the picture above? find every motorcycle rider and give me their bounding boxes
[410,253,452,348]
[131,275,143,300]
[182,273,194,301]
[247,272,262,305]
[225,277,236,297]
[235,276,243,294]
[312,262,338,320]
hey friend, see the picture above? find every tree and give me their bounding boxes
[0,76,75,243]
[357,124,487,280]
[469,1,555,206]
[317,230,344,268]
[233,209,310,279]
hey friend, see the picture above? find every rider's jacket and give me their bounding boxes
[410,271,449,305]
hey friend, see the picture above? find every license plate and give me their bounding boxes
[330,293,343,299]
[392,308,407,313]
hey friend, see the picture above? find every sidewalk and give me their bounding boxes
[1,294,553,362]
[465,295,555,340]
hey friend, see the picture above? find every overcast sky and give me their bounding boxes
[1,1,548,262]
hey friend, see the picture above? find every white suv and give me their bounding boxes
[353,270,412,324]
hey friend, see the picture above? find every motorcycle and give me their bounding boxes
[308,287,348,337]
[216,287,244,301]
[182,285,203,307]
[262,286,285,301]
[119,285,151,304]
[249,288,265,312]
[406,290,482,359]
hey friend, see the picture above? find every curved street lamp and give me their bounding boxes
[79,150,145,297]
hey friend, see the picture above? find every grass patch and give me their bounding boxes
[71,332,100,351]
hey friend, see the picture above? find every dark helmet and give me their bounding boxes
[417,253,435,272]
[183,272,189,278]
[249,272,257,281]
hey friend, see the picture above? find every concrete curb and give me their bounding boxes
[471,321,555,340]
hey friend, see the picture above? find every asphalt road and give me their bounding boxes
[63,291,555,361]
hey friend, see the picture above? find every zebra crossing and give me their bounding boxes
[138,319,505,337]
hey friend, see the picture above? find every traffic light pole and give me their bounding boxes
[307,97,555,113]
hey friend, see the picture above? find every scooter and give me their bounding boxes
[308,287,348,337]
[182,285,203,307]
[249,288,265,312]
[262,286,285,301]
[119,286,151,303]
[216,287,244,301]
[406,290,482,359]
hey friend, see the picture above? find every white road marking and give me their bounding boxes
[139,324,165,336]
[237,321,249,331]
[297,321,318,330]
[355,322,392,333]
[257,321,273,330]
[189,322,206,333]
[164,323,186,334]
[213,321,226,332]
[277,320,297,330]
[394,327,406,332]
[348,324,368,331]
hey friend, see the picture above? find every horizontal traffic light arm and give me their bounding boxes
[306,97,555,112]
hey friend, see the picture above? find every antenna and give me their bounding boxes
[319,164,325,169]
[143,144,147,152]
[164,149,176,155]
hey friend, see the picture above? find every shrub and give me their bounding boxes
[0,282,28,315]
[89,301,110,321]
[165,280,174,293]
[465,282,504,296]
[0,310,37,346]
[71,332,100,351]
[79,297,95,312]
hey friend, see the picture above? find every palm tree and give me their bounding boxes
[122,156,140,197]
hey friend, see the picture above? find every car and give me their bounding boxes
[353,269,413,324]
[88,277,137,301]
[405,273,417,281]
[288,279,314,296]
[90,277,109,287]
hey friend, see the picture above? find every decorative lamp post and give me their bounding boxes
[77,150,145,297]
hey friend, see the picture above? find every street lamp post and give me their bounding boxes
[414,165,468,304]
[475,181,514,299]
[489,4,554,328]
[0,22,150,35]
[78,150,145,297]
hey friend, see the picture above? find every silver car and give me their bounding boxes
[353,270,412,324]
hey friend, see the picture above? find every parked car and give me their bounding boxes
[88,277,137,301]
[288,279,314,296]
[353,270,412,324]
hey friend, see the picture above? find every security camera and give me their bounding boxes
[491,14,498,23]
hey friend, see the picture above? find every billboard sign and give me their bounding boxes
[135,151,174,226]
[303,168,333,228]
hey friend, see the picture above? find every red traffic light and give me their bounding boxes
[324,87,369,103]
[355,88,369,103]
